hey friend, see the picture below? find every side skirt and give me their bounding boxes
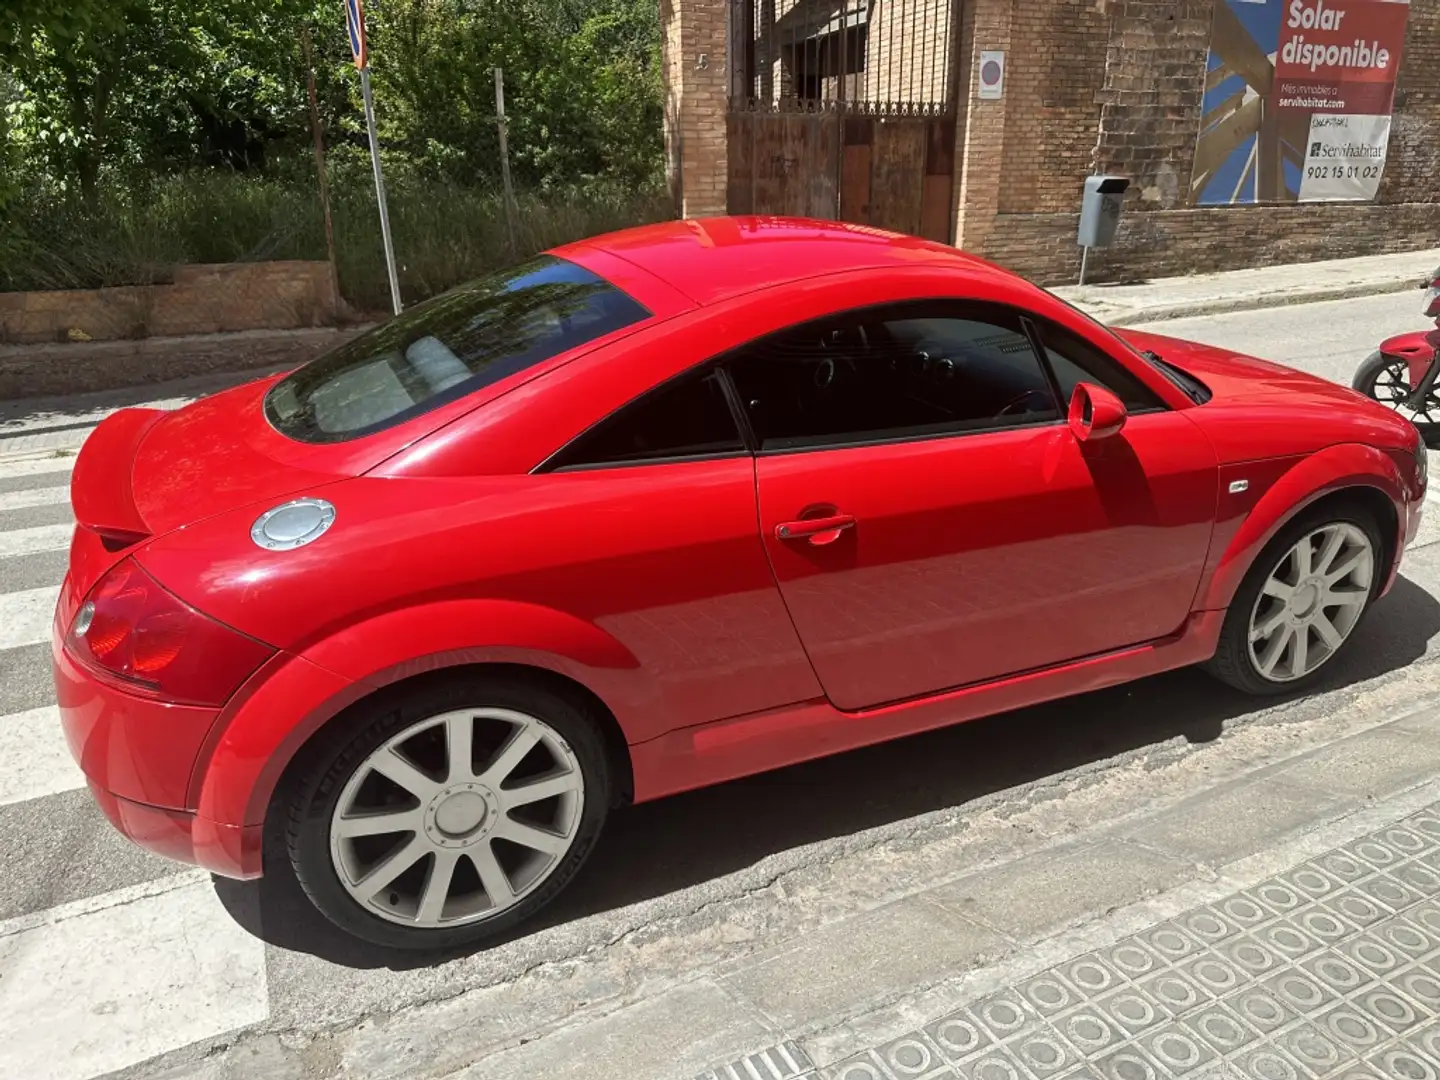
[628,609,1226,804]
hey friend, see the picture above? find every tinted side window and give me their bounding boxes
[548,367,745,469]
[1033,319,1167,413]
[265,256,650,443]
[726,303,1060,452]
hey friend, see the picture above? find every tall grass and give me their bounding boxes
[2,169,675,314]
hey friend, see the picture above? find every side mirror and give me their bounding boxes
[1068,381,1127,442]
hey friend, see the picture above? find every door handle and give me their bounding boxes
[775,514,856,546]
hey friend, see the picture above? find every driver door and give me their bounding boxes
[733,299,1217,712]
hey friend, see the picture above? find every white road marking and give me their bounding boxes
[0,523,72,560]
[0,486,69,513]
[0,707,85,807]
[0,455,77,479]
[0,586,61,651]
[0,871,267,1080]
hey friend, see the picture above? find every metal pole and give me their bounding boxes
[360,66,402,315]
[834,3,847,222]
[494,67,519,253]
[1079,245,1090,288]
[302,27,341,313]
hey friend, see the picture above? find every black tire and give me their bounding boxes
[1352,350,1392,399]
[1205,500,1385,696]
[1354,352,1440,436]
[281,673,613,952]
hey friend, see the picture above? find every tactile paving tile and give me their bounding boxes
[702,803,1440,1080]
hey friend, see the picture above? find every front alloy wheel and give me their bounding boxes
[1207,504,1382,696]
[1245,522,1374,683]
[285,677,612,951]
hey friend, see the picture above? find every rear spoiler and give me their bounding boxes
[71,408,165,547]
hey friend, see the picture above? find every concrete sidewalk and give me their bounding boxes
[1053,248,1440,327]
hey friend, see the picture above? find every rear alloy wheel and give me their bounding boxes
[1207,506,1382,695]
[285,677,611,951]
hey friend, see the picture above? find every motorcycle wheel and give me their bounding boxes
[1353,351,1440,427]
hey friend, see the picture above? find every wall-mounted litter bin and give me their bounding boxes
[1077,175,1129,284]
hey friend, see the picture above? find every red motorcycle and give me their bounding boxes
[1353,265,1440,428]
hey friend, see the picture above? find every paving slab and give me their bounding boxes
[722,896,1007,1033]
[1121,779,1349,867]
[927,841,1195,943]
[441,979,777,1080]
[1270,726,1440,800]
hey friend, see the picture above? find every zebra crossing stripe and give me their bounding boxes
[0,871,268,1080]
[0,707,85,807]
[0,586,61,651]
[0,455,77,479]
[0,486,69,512]
[0,523,73,560]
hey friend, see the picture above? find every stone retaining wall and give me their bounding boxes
[0,261,341,345]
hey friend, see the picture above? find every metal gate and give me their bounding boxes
[726,0,959,243]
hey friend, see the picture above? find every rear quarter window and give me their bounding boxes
[264,256,650,443]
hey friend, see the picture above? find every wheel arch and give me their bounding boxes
[191,598,650,836]
[265,662,636,825]
[1195,443,1406,615]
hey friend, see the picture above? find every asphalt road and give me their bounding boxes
[3,288,1440,1080]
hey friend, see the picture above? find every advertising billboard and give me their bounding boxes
[1189,0,1412,206]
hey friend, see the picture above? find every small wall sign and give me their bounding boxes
[979,50,1005,100]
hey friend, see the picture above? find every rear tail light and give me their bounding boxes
[66,557,274,707]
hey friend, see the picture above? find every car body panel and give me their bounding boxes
[1117,329,1419,461]
[136,459,822,745]
[754,411,1219,710]
[1193,443,1410,612]
[112,262,697,536]
[53,619,219,811]
[52,217,1428,886]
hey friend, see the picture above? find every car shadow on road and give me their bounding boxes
[211,573,1440,971]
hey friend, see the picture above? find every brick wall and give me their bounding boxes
[996,0,1108,215]
[970,0,1440,283]
[662,0,730,218]
[983,203,1440,286]
[0,261,341,345]
[685,0,1440,278]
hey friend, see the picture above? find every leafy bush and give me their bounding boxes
[1,167,673,312]
[0,0,671,311]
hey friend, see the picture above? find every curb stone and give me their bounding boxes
[1071,274,1426,327]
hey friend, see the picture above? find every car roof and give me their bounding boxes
[552,216,1020,309]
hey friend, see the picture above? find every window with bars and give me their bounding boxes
[730,0,956,115]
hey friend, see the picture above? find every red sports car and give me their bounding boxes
[55,217,1426,951]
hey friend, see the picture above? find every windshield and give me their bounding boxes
[265,256,651,443]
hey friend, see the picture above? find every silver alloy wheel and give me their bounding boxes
[329,708,585,929]
[1247,522,1375,684]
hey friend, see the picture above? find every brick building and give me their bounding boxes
[661,0,1440,286]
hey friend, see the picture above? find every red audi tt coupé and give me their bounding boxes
[55,217,1426,951]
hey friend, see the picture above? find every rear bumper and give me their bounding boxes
[53,610,262,880]
[87,780,262,879]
